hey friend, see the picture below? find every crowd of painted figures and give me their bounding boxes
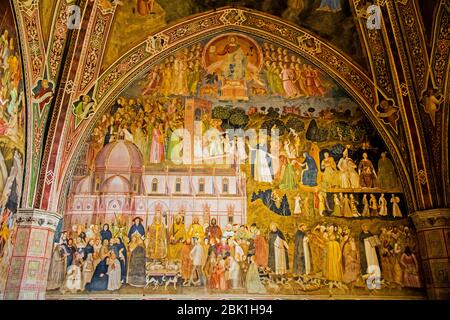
[139,39,331,101]
[88,96,233,168]
[271,145,400,189]
[261,43,330,98]
[290,192,404,218]
[89,97,400,191]
[0,29,22,148]
[47,215,422,294]
[0,27,24,286]
[142,44,204,97]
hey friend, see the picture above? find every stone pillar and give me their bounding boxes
[411,208,450,300]
[3,209,61,300]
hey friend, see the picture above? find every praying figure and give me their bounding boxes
[300,152,318,187]
[128,217,145,240]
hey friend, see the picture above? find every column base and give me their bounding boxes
[411,208,450,300]
[3,209,61,300]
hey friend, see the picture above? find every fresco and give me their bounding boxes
[0,1,26,295]
[46,32,424,298]
[103,0,366,72]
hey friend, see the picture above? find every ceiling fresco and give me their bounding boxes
[101,0,367,71]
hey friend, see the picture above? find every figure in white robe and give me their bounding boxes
[294,194,302,214]
[222,135,231,163]
[82,253,95,290]
[251,144,273,183]
[268,223,289,275]
[378,194,388,216]
[194,135,203,160]
[167,130,184,163]
[228,256,241,289]
[207,135,223,157]
[107,255,122,291]
[274,236,288,275]
[391,194,402,218]
[359,225,381,278]
[61,263,83,293]
[236,136,247,163]
[337,150,360,188]
[303,236,311,275]
[121,128,134,142]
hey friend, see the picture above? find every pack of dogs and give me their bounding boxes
[143,266,400,294]
[144,273,181,291]
[258,267,400,295]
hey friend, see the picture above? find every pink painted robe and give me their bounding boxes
[280,67,299,98]
[149,127,165,163]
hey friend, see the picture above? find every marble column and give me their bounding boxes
[3,209,61,300]
[411,208,450,300]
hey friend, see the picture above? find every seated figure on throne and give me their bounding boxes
[168,214,186,261]
[206,35,261,101]
[145,212,167,261]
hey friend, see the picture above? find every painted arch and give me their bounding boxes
[53,8,416,215]
[41,8,428,298]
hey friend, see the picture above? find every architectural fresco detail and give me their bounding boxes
[44,33,425,298]
[0,0,445,301]
[0,0,25,295]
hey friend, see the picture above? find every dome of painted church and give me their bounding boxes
[101,175,131,193]
[75,176,92,194]
[95,139,143,172]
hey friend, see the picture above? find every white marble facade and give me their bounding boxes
[65,139,246,229]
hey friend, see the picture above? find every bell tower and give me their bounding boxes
[184,98,212,164]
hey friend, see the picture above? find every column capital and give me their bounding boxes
[411,208,450,231]
[15,208,62,231]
